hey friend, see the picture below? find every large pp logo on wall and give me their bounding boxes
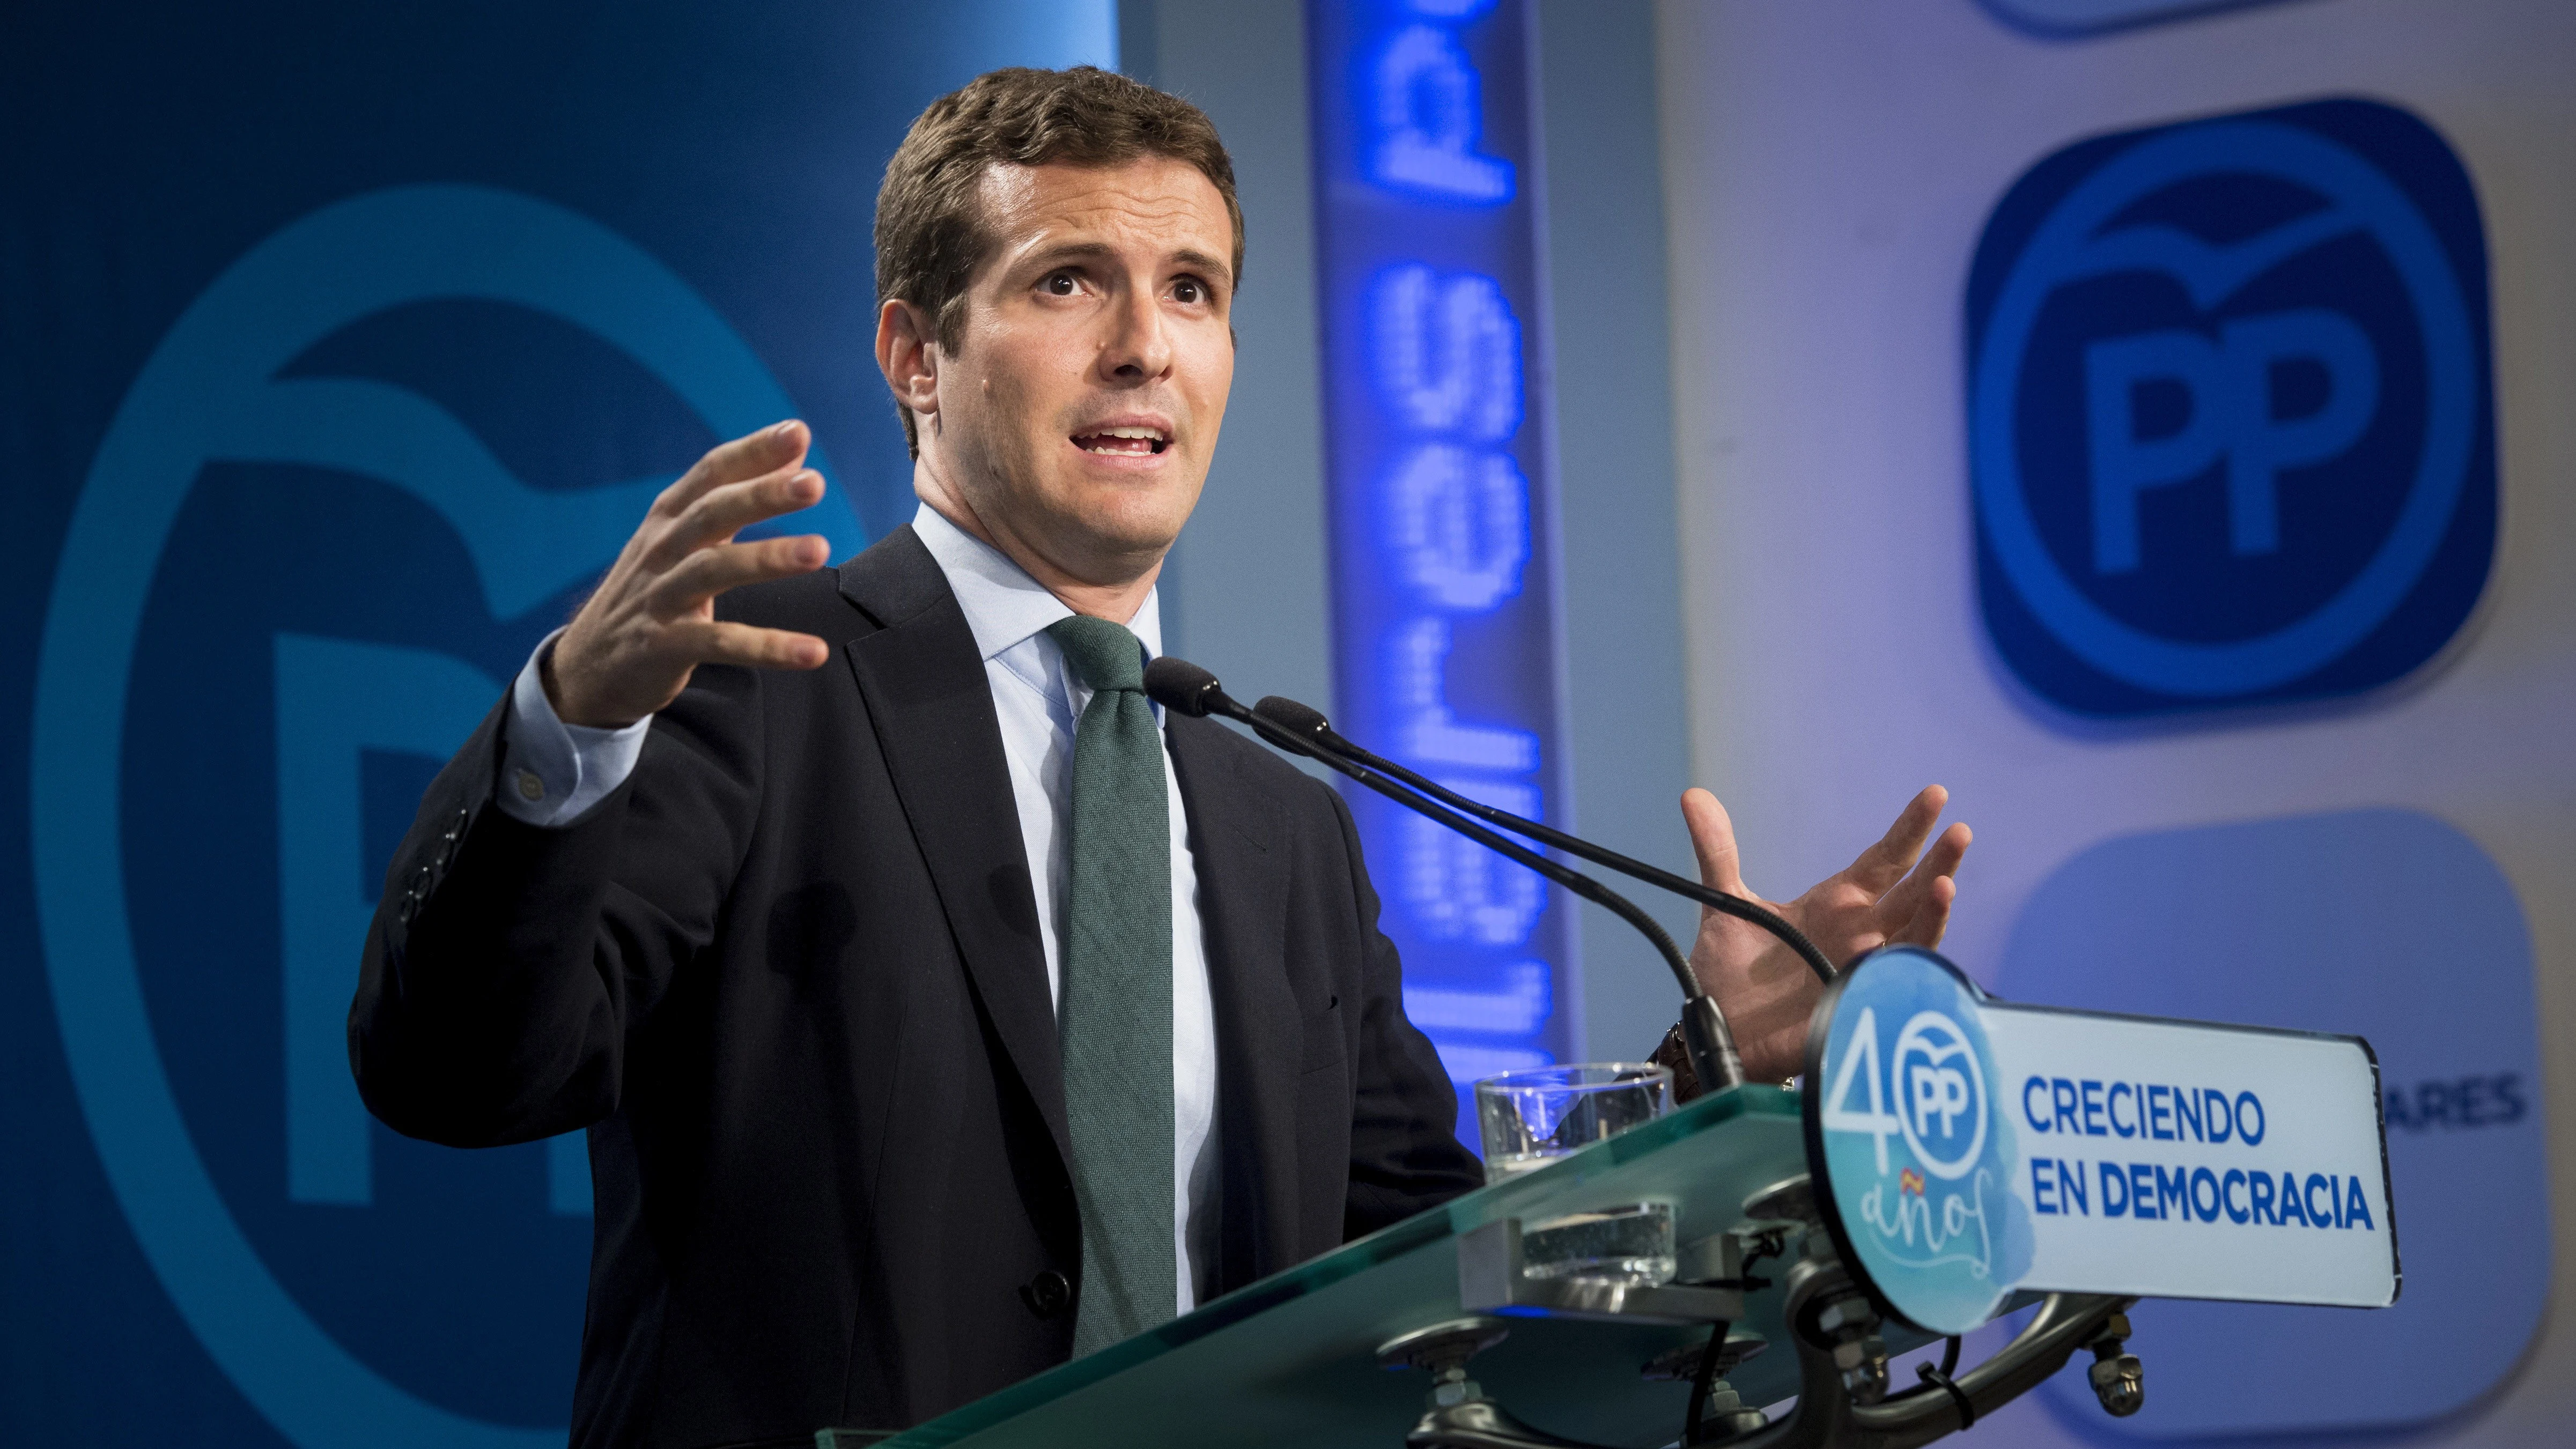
[1966,99,2494,717]
[31,186,863,1448]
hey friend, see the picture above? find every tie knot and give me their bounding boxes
[1046,614,1146,693]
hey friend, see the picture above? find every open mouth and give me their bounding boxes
[1072,425,1169,456]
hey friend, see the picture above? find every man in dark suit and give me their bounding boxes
[353,66,1969,1449]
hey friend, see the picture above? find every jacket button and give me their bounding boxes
[1020,1268,1071,1319]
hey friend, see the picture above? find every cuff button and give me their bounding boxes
[1019,1268,1072,1319]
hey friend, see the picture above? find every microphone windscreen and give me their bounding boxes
[1143,655,1222,716]
[1252,696,1331,736]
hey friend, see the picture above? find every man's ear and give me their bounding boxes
[875,298,941,426]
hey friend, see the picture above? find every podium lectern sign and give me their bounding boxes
[1807,948,2398,1335]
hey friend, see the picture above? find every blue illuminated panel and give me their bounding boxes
[1307,0,1580,1114]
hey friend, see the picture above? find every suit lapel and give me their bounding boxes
[838,529,1072,1174]
[1167,715,1305,1285]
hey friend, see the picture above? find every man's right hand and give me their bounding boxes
[545,420,835,728]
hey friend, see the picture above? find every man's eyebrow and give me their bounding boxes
[1013,239,1234,286]
[1018,240,1117,269]
[1169,247,1233,285]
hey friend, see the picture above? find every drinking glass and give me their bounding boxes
[1474,1062,1672,1181]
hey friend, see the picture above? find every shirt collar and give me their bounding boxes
[910,500,1166,664]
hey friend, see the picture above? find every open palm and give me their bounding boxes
[1682,785,1971,1084]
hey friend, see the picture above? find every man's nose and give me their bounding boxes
[1097,285,1171,382]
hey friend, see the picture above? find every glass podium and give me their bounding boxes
[850,1086,1857,1449]
[831,945,2404,1447]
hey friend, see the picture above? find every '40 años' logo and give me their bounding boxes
[1811,948,2033,1334]
[1827,1007,1999,1271]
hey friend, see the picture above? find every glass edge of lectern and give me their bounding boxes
[876,1083,1805,1449]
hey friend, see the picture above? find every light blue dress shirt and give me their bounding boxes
[496,501,1222,1313]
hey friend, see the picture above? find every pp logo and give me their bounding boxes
[1893,1014,1987,1180]
[1967,99,2494,716]
[32,187,862,1448]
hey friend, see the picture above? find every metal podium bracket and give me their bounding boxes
[1457,1218,1747,1325]
[1378,1318,1619,1449]
[1705,1293,2138,1449]
[1395,1176,2143,1449]
[1392,1212,1754,1449]
[2083,1312,2145,1417]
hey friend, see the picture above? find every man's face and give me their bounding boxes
[922,157,1235,585]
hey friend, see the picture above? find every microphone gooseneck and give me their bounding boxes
[1147,657,1747,1093]
[1250,694,1839,987]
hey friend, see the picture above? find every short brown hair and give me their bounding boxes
[875,66,1244,456]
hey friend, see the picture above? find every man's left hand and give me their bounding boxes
[1680,785,1971,1084]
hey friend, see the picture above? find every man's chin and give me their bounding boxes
[1082,517,1190,563]
[1045,484,1200,557]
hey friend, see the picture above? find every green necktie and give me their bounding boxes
[1044,614,1175,1355]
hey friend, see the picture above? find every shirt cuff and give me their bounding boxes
[496,630,650,827]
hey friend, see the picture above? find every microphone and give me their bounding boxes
[1248,695,1837,986]
[1145,656,1748,1094]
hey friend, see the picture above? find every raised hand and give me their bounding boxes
[545,420,835,728]
[1681,785,1972,1084]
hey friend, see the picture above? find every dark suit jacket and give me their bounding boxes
[351,526,1484,1449]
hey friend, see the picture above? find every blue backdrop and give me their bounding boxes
[1,5,1110,1444]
